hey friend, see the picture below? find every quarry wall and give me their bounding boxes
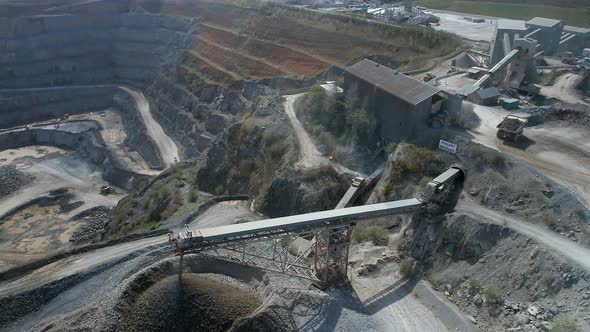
[0,126,146,190]
[0,86,162,169]
[0,13,195,89]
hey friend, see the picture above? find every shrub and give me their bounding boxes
[215,185,225,195]
[550,317,577,332]
[188,186,199,203]
[483,150,505,168]
[467,277,480,294]
[425,202,441,215]
[386,142,398,154]
[353,225,389,246]
[484,286,503,304]
[400,260,416,279]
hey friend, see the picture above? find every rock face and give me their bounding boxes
[0,86,162,169]
[407,213,590,331]
[0,13,195,89]
[255,167,350,218]
[0,123,147,190]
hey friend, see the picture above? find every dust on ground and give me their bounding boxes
[0,146,125,271]
[468,104,590,208]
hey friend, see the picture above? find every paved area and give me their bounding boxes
[433,11,496,42]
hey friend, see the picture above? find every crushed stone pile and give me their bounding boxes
[69,206,112,245]
[498,118,522,131]
[117,273,261,332]
[0,166,34,199]
[524,106,590,128]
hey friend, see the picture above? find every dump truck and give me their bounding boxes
[496,115,528,142]
[100,186,112,195]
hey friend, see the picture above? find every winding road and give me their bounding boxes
[118,86,180,167]
[0,201,254,298]
[540,73,589,106]
[283,93,361,175]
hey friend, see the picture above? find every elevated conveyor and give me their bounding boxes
[169,166,464,286]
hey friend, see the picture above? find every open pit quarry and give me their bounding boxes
[1,0,590,332]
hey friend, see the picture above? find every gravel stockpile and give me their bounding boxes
[118,274,261,332]
[69,206,112,245]
[525,105,590,128]
[0,166,34,199]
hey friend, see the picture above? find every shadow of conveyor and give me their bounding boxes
[361,277,419,314]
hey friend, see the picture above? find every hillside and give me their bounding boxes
[138,0,461,85]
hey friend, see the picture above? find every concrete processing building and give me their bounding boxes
[525,17,564,56]
[491,16,589,66]
[343,59,459,142]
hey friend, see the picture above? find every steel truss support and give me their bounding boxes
[174,224,354,286]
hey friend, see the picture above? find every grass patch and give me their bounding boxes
[381,144,444,197]
[484,286,504,304]
[415,0,590,27]
[353,224,389,246]
[400,260,416,279]
[466,145,506,169]
[550,317,578,332]
[295,86,378,161]
[467,277,480,295]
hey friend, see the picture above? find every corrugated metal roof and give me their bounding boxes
[497,19,526,31]
[527,17,561,28]
[345,59,441,106]
[456,84,479,97]
[477,87,500,99]
[564,25,590,35]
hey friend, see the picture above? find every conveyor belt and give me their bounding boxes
[179,198,423,249]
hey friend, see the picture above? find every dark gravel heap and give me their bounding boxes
[0,166,34,199]
[69,206,112,245]
[524,105,590,128]
[117,274,261,332]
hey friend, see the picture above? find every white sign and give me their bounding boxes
[439,140,457,154]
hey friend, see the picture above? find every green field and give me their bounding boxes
[415,0,590,27]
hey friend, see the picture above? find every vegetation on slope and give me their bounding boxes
[415,0,590,27]
[109,164,200,237]
[295,86,376,158]
[142,0,462,81]
[295,86,376,160]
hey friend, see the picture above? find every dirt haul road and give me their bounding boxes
[457,199,590,272]
[283,93,361,175]
[540,73,589,106]
[0,201,254,297]
[469,104,590,208]
[118,86,180,167]
[283,94,329,169]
